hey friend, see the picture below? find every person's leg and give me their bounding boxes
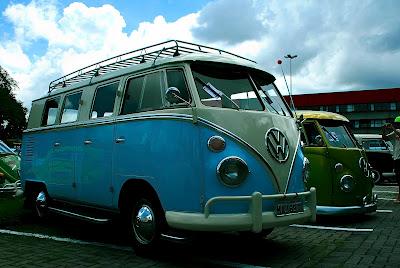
[395,159,400,202]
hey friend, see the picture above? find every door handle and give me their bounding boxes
[84,140,92,145]
[115,138,125,143]
[53,142,60,147]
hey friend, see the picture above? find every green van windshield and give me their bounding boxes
[319,120,357,148]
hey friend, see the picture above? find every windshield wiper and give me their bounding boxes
[195,77,240,110]
[321,126,347,148]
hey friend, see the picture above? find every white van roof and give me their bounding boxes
[43,40,266,100]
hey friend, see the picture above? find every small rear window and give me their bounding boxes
[41,97,60,126]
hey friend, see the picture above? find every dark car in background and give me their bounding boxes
[354,134,395,184]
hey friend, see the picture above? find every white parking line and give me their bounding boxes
[376,209,393,213]
[378,197,396,201]
[0,229,132,251]
[373,191,398,194]
[0,229,270,268]
[290,224,373,232]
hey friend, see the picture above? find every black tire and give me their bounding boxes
[239,228,274,240]
[30,190,49,219]
[126,197,164,254]
[371,170,381,184]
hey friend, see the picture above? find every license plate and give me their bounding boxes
[275,200,304,216]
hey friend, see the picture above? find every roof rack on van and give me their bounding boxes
[48,40,256,93]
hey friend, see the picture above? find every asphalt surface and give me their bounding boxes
[0,185,399,267]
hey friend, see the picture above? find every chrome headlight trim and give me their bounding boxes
[359,157,370,177]
[340,175,354,192]
[216,156,249,187]
[302,157,310,183]
[335,163,343,173]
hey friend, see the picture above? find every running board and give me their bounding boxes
[48,207,112,224]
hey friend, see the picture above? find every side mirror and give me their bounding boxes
[165,87,182,104]
[297,114,305,124]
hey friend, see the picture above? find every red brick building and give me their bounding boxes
[284,88,400,134]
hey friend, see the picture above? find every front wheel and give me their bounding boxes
[239,228,274,240]
[127,197,163,254]
[371,170,381,184]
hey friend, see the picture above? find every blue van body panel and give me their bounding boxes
[22,117,306,216]
[285,147,306,194]
[199,125,278,214]
[76,123,114,207]
[113,117,203,212]
[21,132,53,189]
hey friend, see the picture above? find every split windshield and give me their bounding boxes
[319,120,357,148]
[191,62,291,116]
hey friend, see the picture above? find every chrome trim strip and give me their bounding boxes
[317,202,377,216]
[48,207,111,223]
[284,132,301,194]
[160,234,187,241]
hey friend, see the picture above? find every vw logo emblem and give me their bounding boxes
[359,157,370,177]
[265,128,290,163]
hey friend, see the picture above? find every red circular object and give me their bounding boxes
[277,60,282,64]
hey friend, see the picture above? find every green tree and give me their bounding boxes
[0,66,27,142]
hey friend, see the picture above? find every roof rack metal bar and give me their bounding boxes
[48,40,256,92]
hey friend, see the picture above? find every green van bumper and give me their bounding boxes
[317,194,378,216]
[165,187,316,232]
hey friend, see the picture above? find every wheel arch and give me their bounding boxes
[118,179,165,216]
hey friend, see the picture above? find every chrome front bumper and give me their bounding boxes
[166,187,316,232]
[317,194,378,216]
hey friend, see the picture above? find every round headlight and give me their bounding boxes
[302,157,310,183]
[340,175,354,192]
[217,157,249,187]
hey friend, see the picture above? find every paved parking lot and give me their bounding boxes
[0,185,399,267]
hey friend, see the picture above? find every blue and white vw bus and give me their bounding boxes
[21,40,316,252]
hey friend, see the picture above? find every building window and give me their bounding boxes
[336,105,339,113]
[370,119,387,128]
[354,120,360,128]
[347,104,354,112]
[370,104,374,111]
[354,103,368,112]
[390,103,396,110]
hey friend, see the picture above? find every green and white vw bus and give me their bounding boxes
[299,110,377,215]
[21,40,316,252]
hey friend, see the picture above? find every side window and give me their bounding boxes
[61,92,82,123]
[41,97,60,126]
[91,82,119,119]
[166,69,190,103]
[303,122,324,146]
[141,72,163,111]
[121,71,163,114]
[121,75,145,115]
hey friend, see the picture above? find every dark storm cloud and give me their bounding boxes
[193,0,267,45]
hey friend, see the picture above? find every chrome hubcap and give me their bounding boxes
[133,205,155,244]
[35,191,47,217]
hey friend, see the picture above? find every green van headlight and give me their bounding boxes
[217,157,249,187]
[340,175,354,192]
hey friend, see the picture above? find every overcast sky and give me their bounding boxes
[1,0,399,109]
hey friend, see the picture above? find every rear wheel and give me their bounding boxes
[34,191,49,219]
